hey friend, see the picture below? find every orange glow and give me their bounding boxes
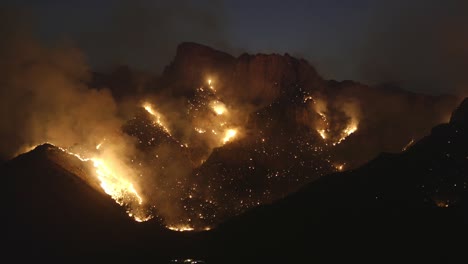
[211,100,227,115]
[333,121,358,146]
[402,138,415,151]
[167,225,195,232]
[143,102,171,135]
[222,128,237,144]
[335,164,344,171]
[317,129,327,139]
[42,143,152,223]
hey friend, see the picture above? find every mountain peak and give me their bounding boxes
[160,42,323,106]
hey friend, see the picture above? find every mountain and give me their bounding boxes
[104,42,461,227]
[3,96,465,261]
[2,41,466,261]
[200,97,468,262]
[0,143,200,260]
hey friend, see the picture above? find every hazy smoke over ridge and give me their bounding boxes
[0,8,125,160]
[79,0,230,73]
[359,0,468,95]
[0,3,465,229]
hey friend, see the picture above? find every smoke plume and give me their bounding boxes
[358,0,468,95]
[0,8,124,160]
[78,0,230,73]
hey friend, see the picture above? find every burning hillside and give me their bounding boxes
[0,32,462,231]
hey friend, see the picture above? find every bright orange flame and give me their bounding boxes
[167,225,195,232]
[207,78,215,90]
[96,142,103,150]
[222,129,237,144]
[211,100,227,115]
[143,103,171,135]
[335,164,344,171]
[402,138,415,151]
[48,143,152,222]
[194,127,206,134]
[317,129,327,139]
[90,158,143,205]
[334,122,358,145]
[166,225,211,232]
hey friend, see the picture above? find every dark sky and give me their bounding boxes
[3,0,468,95]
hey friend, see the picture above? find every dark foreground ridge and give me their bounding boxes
[2,98,467,262]
[203,97,468,262]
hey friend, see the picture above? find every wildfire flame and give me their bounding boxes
[335,163,345,171]
[210,100,227,115]
[312,100,359,145]
[48,143,152,222]
[166,225,211,232]
[91,158,143,205]
[318,129,327,139]
[333,122,358,145]
[402,138,415,151]
[143,103,171,135]
[96,140,104,150]
[222,128,237,144]
[167,225,195,232]
[207,78,215,91]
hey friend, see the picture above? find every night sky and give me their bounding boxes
[3,0,468,95]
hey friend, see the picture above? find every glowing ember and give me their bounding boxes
[402,138,415,151]
[96,141,104,150]
[317,129,327,139]
[335,164,344,171]
[207,78,215,90]
[222,128,237,144]
[210,100,227,115]
[134,215,154,222]
[143,103,171,135]
[317,111,327,122]
[166,225,211,232]
[167,225,195,232]
[303,95,314,103]
[194,127,206,134]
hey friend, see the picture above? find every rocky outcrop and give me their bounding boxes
[158,42,325,106]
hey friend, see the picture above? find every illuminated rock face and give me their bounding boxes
[159,42,324,107]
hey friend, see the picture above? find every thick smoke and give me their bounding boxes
[0,8,155,221]
[78,0,230,73]
[358,0,468,95]
[2,2,465,229]
[314,83,460,168]
[0,8,125,160]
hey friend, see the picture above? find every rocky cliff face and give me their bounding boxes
[110,43,462,228]
[158,42,325,106]
[11,42,463,233]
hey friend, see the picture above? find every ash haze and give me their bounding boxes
[0,8,122,160]
[0,1,465,231]
[3,0,468,95]
[2,1,468,261]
